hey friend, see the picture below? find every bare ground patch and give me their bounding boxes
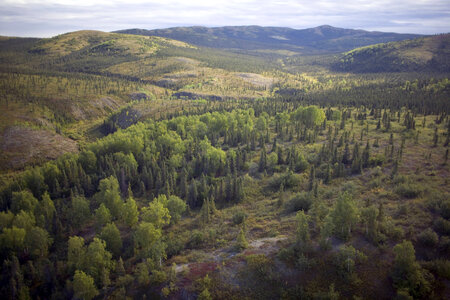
[0,126,79,170]
[236,72,275,88]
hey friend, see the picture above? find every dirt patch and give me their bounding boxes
[248,236,288,255]
[1,126,79,170]
[236,73,275,88]
[70,97,120,120]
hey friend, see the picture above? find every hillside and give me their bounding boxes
[333,34,450,73]
[116,25,422,54]
[0,30,279,170]
[0,26,449,300]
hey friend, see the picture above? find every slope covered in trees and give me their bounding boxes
[333,34,450,73]
[0,27,449,299]
[117,25,422,54]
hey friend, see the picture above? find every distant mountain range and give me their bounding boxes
[116,25,422,54]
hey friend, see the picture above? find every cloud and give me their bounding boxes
[0,0,448,37]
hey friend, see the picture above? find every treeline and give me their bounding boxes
[273,75,450,114]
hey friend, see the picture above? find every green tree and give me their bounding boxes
[258,145,267,172]
[122,191,139,228]
[73,270,99,300]
[236,227,248,251]
[167,195,187,225]
[12,210,36,230]
[331,192,359,240]
[68,236,86,272]
[135,261,150,286]
[95,176,123,220]
[361,205,379,243]
[11,190,38,214]
[84,238,113,287]
[99,223,122,257]
[334,245,367,276]
[24,226,52,258]
[198,288,213,300]
[296,210,310,247]
[78,150,97,173]
[141,196,171,228]
[71,195,91,228]
[0,226,26,252]
[94,204,112,229]
[134,222,162,257]
[34,192,55,229]
[392,240,431,298]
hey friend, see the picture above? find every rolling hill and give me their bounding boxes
[332,34,450,73]
[116,25,422,54]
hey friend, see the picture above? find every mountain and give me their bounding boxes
[116,25,422,54]
[332,34,450,73]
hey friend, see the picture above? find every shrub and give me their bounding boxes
[395,183,423,198]
[232,211,247,225]
[187,230,206,249]
[417,228,439,247]
[433,217,450,235]
[422,259,450,280]
[285,192,312,213]
[268,171,300,191]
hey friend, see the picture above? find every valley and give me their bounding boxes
[0,26,449,299]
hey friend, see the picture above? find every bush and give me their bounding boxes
[232,211,247,225]
[433,217,450,235]
[422,259,450,280]
[187,230,206,249]
[417,228,439,247]
[395,183,423,198]
[285,192,312,213]
[268,171,300,191]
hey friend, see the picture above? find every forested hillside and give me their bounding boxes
[333,34,450,73]
[117,25,421,54]
[0,28,449,300]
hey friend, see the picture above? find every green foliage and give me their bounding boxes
[334,245,367,276]
[0,226,26,252]
[395,182,424,198]
[236,228,248,251]
[122,193,139,227]
[134,222,162,257]
[167,195,186,225]
[95,176,123,220]
[141,195,171,228]
[392,240,432,298]
[291,106,326,128]
[11,190,38,214]
[285,192,313,213]
[99,223,123,257]
[94,203,112,229]
[24,226,52,258]
[68,236,86,272]
[331,192,359,240]
[70,195,91,228]
[417,228,438,247]
[34,192,55,229]
[232,211,248,226]
[73,270,99,300]
[296,210,310,246]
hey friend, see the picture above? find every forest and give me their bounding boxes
[0,29,449,300]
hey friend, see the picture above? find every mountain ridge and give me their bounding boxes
[115,25,423,54]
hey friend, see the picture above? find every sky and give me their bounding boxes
[0,0,449,37]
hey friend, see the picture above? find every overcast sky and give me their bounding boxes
[0,0,449,37]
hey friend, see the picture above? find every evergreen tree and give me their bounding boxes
[258,145,267,172]
[236,227,248,251]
